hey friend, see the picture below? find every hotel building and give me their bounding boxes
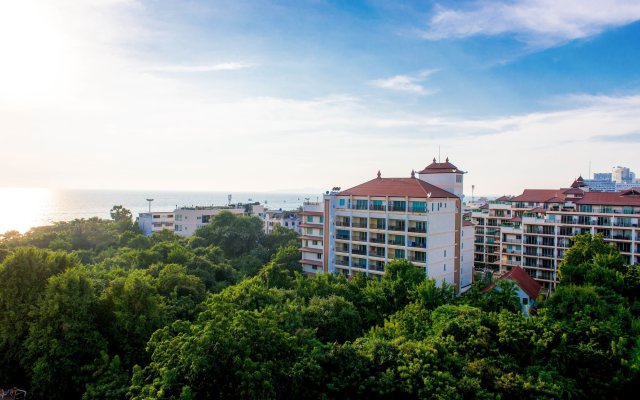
[472,177,640,290]
[300,158,474,294]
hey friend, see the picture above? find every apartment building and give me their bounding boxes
[137,211,175,235]
[300,158,474,294]
[472,177,640,290]
[263,210,301,234]
[299,202,324,275]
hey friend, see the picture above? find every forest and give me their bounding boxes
[1,207,639,399]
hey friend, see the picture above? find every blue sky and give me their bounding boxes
[1,0,640,196]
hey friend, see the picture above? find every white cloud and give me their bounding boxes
[370,69,438,94]
[423,0,640,47]
[145,62,253,73]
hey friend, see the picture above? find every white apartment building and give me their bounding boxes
[137,212,175,235]
[263,210,301,234]
[472,176,640,291]
[300,158,474,294]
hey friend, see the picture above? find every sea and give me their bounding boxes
[0,188,321,234]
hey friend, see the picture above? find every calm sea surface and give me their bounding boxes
[0,188,320,233]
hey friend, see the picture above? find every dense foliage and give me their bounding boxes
[1,209,639,399]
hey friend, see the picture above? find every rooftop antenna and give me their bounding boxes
[438,145,441,162]
[589,160,592,179]
[472,185,475,202]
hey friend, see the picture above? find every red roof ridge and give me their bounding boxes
[337,177,458,198]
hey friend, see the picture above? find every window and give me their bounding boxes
[444,250,446,257]
[444,264,446,271]
[320,216,324,223]
[307,216,313,222]
[339,198,345,206]
[456,175,462,183]
[316,253,321,259]
[522,298,528,305]
[312,240,318,245]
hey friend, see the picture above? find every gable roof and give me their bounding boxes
[575,190,640,206]
[337,177,457,198]
[511,189,565,203]
[501,267,542,299]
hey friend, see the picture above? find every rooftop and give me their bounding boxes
[417,157,464,175]
[337,176,457,198]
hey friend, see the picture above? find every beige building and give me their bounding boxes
[472,177,640,290]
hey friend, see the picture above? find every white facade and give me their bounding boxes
[173,203,265,237]
[299,202,325,275]
[300,159,473,294]
[137,212,175,235]
[264,210,301,234]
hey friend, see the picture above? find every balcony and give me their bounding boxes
[335,221,350,227]
[352,222,368,228]
[408,206,427,213]
[370,237,386,244]
[369,204,386,211]
[407,241,426,248]
[336,234,350,240]
[389,205,407,212]
[369,251,386,259]
[389,239,406,246]
[352,249,366,255]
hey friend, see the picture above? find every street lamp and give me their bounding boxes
[146,198,154,213]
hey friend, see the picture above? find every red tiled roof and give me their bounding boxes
[417,158,464,174]
[511,189,565,203]
[495,195,513,201]
[510,216,522,222]
[562,188,584,195]
[462,220,475,227]
[529,207,546,213]
[501,267,542,299]
[575,190,640,206]
[337,177,457,198]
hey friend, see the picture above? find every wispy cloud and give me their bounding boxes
[369,69,438,94]
[145,62,253,73]
[592,131,640,142]
[423,0,640,48]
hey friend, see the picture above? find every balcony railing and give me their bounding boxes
[336,234,350,240]
[369,252,386,258]
[352,222,368,228]
[408,242,426,248]
[370,237,385,244]
[352,249,366,255]
[370,224,386,230]
[389,240,405,246]
[408,207,428,213]
[389,205,406,212]
[336,221,350,227]
[369,204,386,211]
[408,227,427,233]
[388,225,406,232]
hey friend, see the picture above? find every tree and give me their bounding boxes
[24,267,107,400]
[109,205,133,224]
[303,295,362,343]
[0,248,78,386]
[194,212,264,258]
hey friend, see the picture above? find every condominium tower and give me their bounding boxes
[300,158,474,294]
[472,176,640,290]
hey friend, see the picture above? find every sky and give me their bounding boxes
[1,0,640,196]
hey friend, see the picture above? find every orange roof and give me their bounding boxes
[417,157,464,174]
[338,177,457,198]
[462,220,475,227]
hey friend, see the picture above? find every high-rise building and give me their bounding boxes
[612,166,636,183]
[300,158,474,294]
[472,176,640,291]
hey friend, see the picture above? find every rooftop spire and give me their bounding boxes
[411,169,415,178]
[377,170,381,179]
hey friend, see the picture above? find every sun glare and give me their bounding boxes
[0,187,51,233]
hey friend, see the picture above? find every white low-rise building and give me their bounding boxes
[137,212,175,235]
[264,210,300,234]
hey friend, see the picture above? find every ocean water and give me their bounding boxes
[0,188,320,233]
